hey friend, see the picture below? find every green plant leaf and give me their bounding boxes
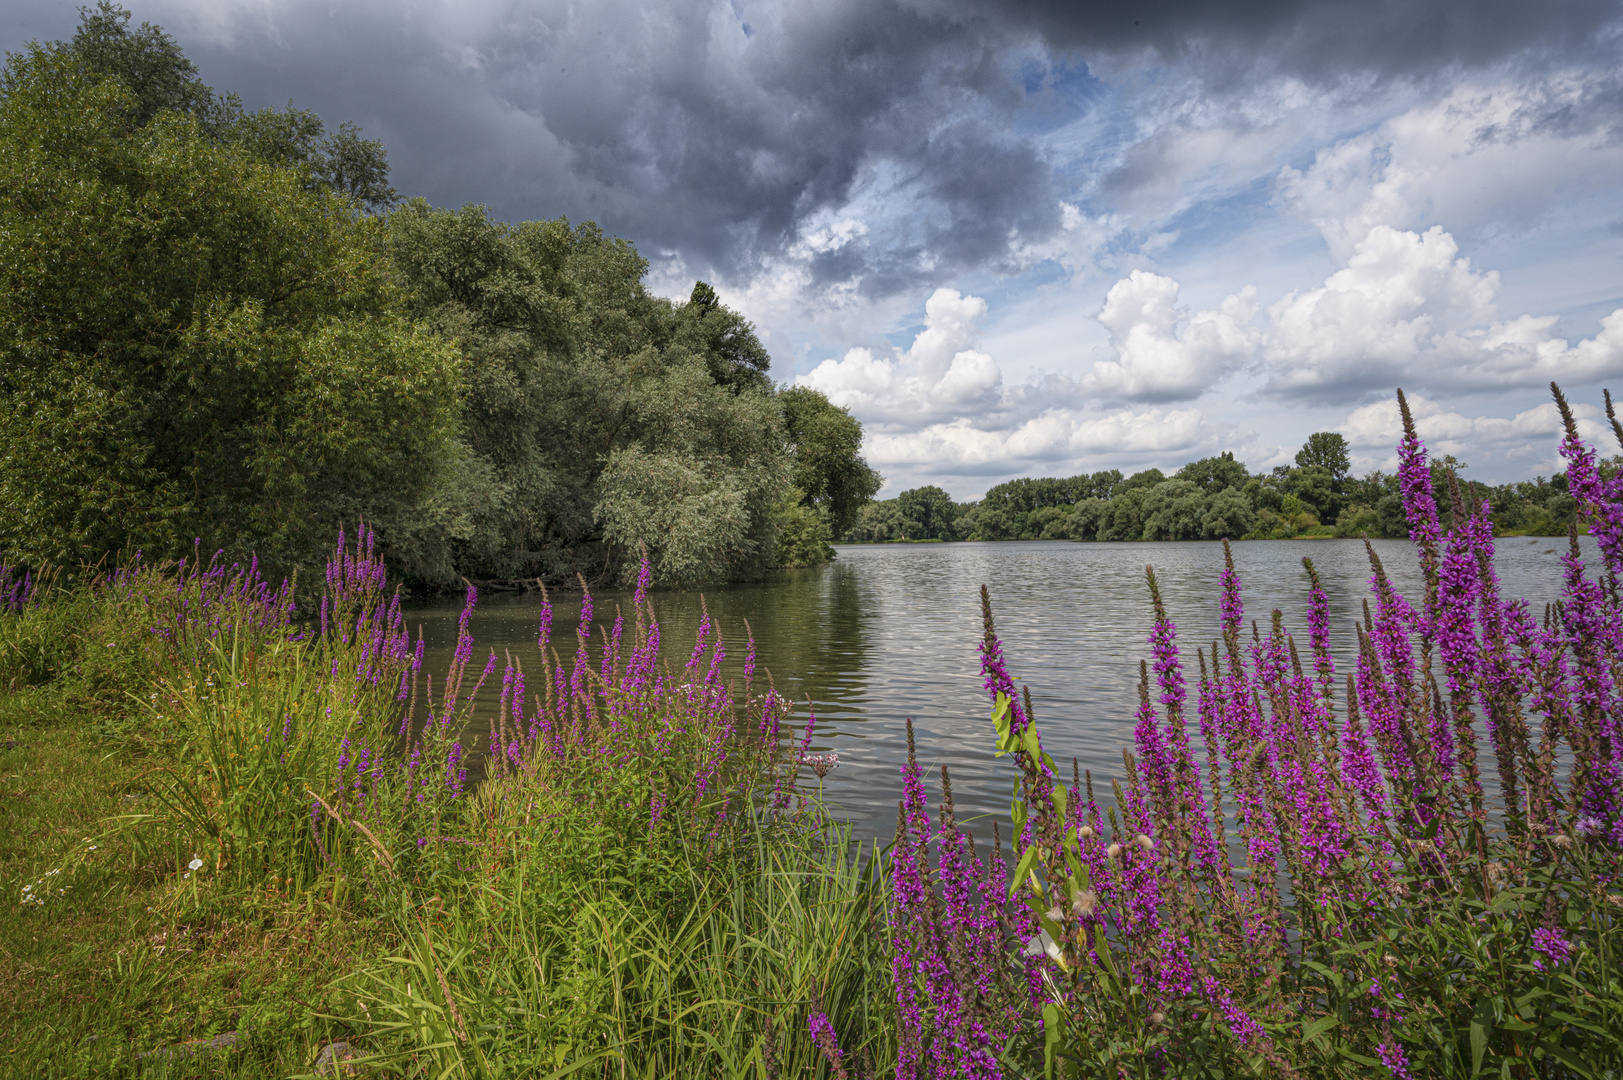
[1470,995,1493,1076]
[1302,1015,1338,1045]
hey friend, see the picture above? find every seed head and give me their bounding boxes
[1072,890,1098,918]
[1107,842,1123,859]
[1136,833,1155,852]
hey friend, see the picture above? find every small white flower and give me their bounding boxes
[188,857,204,872]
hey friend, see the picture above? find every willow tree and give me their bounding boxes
[385,203,791,586]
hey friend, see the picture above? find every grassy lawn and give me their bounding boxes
[0,689,383,1078]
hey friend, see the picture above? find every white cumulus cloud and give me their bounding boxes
[1338,392,1614,475]
[797,287,1005,424]
[1260,225,1623,400]
[1082,270,1260,401]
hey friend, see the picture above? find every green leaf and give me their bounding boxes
[1470,995,1493,1076]
[1052,785,1068,824]
[1543,1045,1597,1079]
[1302,1015,1338,1045]
[1021,723,1042,764]
[1009,844,1038,897]
[1042,1002,1062,1080]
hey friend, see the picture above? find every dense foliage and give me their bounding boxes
[0,32,460,578]
[848,433,1585,544]
[1,538,894,1074]
[0,5,879,590]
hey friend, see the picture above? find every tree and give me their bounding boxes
[33,3,397,211]
[1201,488,1257,539]
[845,500,906,542]
[1296,432,1351,482]
[779,386,882,538]
[897,486,959,540]
[1289,465,1342,523]
[1140,481,1208,541]
[36,1,226,129]
[0,45,459,577]
[1176,452,1249,494]
[385,202,791,586]
[1120,468,1166,493]
[674,281,772,393]
[1098,488,1149,541]
[1066,498,1109,541]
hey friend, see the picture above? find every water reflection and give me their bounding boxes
[405,536,1592,843]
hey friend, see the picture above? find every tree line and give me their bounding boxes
[0,4,881,590]
[846,432,1588,543]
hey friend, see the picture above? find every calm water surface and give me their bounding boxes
[407,537,1591,842]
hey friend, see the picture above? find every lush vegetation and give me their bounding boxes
[847,432,1587,543]
[8,385,1622,1077]
[0,536,894,1076]
[0,4,878,592]
[6,345,1623,1080]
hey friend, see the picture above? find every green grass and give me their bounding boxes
[0,689,386,1078]
[0,561,898,1079]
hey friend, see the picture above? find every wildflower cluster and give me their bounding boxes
[0,562,36,615]
[892,385,1623,1077]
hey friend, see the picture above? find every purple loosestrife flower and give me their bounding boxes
[1220,540,1245,646]
[807,1011,848,1080]
[1396,388,1443,598]
[685,611,711,675]
[703,626,726,689]
[1302,558,1337,713]
[1556,538,1622,824]
[1341,676,1390,830]
[1200,975,1269,1052]
[1555,382,1623,577]
[1531,925,1574,972]
[1377,1040,1414,1080]
[888,724,931,1078]
[979,586,1032,736]
[536,587,553,655]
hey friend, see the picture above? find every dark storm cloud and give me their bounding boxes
[984,0,1623,81]
[4,0,1618,299]
[29,0,1060,296]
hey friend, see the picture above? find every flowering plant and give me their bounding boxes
[888,385,1623,1078]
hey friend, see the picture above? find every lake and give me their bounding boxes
[407,536,1591,843]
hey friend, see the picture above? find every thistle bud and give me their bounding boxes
[1107,842,1122,859]
[1078,825,1096,840]
[1136,834,1155,852]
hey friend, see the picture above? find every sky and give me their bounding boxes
[7,0,1623,498]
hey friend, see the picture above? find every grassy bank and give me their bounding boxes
[0,542,892,1078]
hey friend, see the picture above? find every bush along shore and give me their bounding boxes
[2,382,1621,1079]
